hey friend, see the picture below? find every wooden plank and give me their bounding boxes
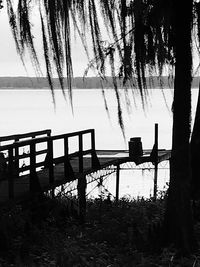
[0,129,51,142]
[0,137,49,152]
[0,131,94,152]
[51,129,94,141]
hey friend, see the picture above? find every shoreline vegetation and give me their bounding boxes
[1,193,200,266]
[0,76,199,90]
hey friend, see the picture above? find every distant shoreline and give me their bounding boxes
[0,87,199,90]
[0,76,199,89]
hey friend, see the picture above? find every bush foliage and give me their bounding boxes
[0,194,199,266]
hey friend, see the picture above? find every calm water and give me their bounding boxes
[0,88,198,198]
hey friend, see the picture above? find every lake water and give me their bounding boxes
[0,88,198,199]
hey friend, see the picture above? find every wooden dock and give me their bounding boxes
[0,128,171,206]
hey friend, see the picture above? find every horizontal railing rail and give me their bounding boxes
[0,129,51,143]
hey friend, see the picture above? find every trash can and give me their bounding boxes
[129,137,143,160]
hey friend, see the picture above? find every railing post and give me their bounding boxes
[14,139,19,179]
[91,129,100,169]
[8,147,14,199]
[116,164,120,202]
[78,133,86,224]
[47,139,54,184]
[30,142,40,193]
[64,136,69,177]
[153,123,158,201]
[91,129,95,151]
[79,134,83,173]
[64,136,74,180]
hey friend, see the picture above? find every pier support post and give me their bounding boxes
[30,143,41,193]
[8,148,14,199]
[153,123,158,201]
[47,139,54,184]
[14,138,19,179]
[77,175,87,224]
[116,164,120,202]
[64,137,75,180]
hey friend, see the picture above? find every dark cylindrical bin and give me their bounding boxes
[129,137,143,160]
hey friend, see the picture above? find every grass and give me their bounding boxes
[0,193,199,266]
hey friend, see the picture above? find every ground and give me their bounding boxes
[0,194,199,266]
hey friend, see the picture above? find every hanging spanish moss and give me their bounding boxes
[5,0,199,130]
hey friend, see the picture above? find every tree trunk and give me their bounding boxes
[191,83,200,200]
[163,0,196,254]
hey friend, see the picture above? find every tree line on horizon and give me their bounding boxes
[0,76,200,89]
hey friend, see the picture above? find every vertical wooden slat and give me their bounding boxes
[78,134,86,223]
[91,129,96,167]
[153,123,158,201]
[116,164,120,202]
[30,142,36,192]
[91,129,95,151]
[47,130,51,137]
[48,139,54,184]
[8,147,14,199]
[64,136,75,180]
[79,134,83,172]
[64,136,69,177]
[91,129,100,168]
[14,139,19,179]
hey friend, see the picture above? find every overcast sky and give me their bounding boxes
[0,6,91,77]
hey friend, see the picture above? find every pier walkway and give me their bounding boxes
[0,129,171,205]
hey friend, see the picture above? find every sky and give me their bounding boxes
[0,5,91,77]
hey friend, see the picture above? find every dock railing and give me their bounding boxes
[0,129,51,144]
[0,129,52,177]
[0,129,99,199]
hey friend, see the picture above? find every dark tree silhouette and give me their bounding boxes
[4,0,200,253]
[163,0,197,253]
[191,3,200,201]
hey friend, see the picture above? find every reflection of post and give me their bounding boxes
[153,123,158,201]
[116,164,120,201]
